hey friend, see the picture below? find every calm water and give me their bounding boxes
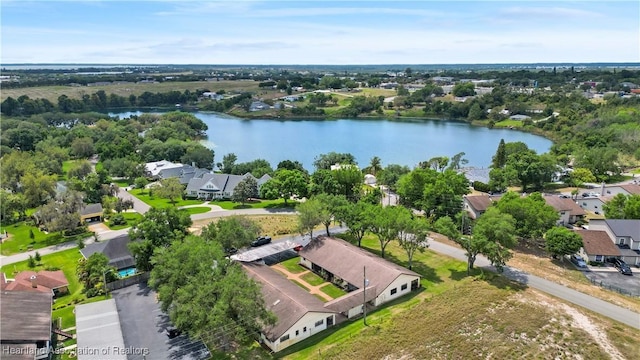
[111,111,552,170]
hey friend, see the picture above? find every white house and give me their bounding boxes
[243,263,338,353]
[298,237,421,308]
[185,173,271,200]
[144,160,186,179]
[578,196,610,215]
[463,194,495,220]
[241,236,420,352]
[542,195,586,225]
[575,230,622,263]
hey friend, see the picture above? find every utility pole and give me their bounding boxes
[363,266,368,326]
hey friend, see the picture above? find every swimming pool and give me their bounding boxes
[118,267,136,278]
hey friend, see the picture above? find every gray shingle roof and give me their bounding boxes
[80,234,135,270]
[80,203,103,216]
[604,219,640,238]
[185,173,260,195]
[0,291,52,341]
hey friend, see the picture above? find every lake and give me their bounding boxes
[111,111,552,170]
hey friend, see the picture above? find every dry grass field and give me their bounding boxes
[0,80,262,102]
[430,233,640,313]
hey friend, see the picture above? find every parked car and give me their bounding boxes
[612,258,633,275]
[166,326,181,339]
[570,254,587,268]
[224,247,238,255]
[558,194,571,199]
[251,236,272,247]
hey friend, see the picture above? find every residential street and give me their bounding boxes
[426,240,640,330]
[2,202,638,330]
[117,187,151,214]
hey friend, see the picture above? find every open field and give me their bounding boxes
[494,119,525,128]
[129,188,204,208]
[191,214,299,237]
[0,80,262,102]
[179,206,212,215]
[105,212,143,230]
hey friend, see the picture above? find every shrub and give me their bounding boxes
[473,181,491,193]
[110,213,126,226]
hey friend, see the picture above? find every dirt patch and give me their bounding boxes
[87,223,110,234]
[516,291,625,360]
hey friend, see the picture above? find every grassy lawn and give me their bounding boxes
[59,160,78,180]
[105,212,142,230]
[211,198,295,210]
[112,179,132,188]
[129,188,203,208]
[280,257,306,274]
[0,221,92,255]
[301,271,325,286]
[179,206,211,215]
[292,279,310,291]
[319,283,347,299]
[494,119,524,128]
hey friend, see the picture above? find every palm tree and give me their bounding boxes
[368,156,382,176]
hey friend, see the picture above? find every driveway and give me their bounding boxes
[112,284,210,360]
[584,268,640,297]
[117,187,150,215]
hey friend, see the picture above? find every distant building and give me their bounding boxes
[1,270,69,297]
[509,114,531,121]
[81,234,135,272]
[185,173,271,200]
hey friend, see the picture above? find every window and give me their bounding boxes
[619,239,625,245]
[595,255,604,262]
[390,288,397,295]
[315,319,323,327]
[560,211,566,215]
[280,334,289,342]
[295,330,299,336]
[303,327,307,332]
[582,202,587,206]
[401,283,408,291]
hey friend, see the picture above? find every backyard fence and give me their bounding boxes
[106,272,150,291]
[588,278,640,298]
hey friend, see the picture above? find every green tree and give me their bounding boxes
[335,201,374,247]
[314,194,348,236]
[545,227,583,259]
[156,177,184,206]
[71,137,95,158]
[134,177,149,193]
[369,205,412,258]
[569,168,596,198]
[604,194,640,219]
[421,170,470,218]
[313,152,357,170]
[262,169,307,204]
[309,169,340,196]
[34,251,41,263]
[149,236,275,351]
[491,139,507,169]
[67,160,93,180]
[77,253,117,297]
[217,153,238,173]
[377,164,410,191]
[472,207,517,272]
[203,216,261,251]
[22,172,57,208]
[495,192,558,242]
[296,198,324,238]
[231,176,259,205]
[128,207,192,271]
[368,156,382,176]
[398,217,430,270]
[452,82,475,97]
[333,166,363,201]
[396,168,438,209]
[28,255,36,268]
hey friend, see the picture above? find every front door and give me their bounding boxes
[326,316,334,327]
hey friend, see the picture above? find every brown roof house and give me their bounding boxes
[80,203,103,223]
[1,270,69,297]
[463,194,495,220]
[589,219,640,266]
[244,236,420,353]
[574,230,621,263]
[243,263,339,353]
[0,291,53,360]
[543,195,586,225]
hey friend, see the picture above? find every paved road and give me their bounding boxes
[117,187,150,214]
[0,228,130,266]
[427,240,640,330]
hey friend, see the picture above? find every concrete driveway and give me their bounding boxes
[117,187,150,215]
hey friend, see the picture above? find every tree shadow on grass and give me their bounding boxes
[477,268,528,292]
[377,251,443,284]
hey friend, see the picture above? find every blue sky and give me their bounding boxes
[1,1,638,64]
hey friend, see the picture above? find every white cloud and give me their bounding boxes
[499,6,603,19]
